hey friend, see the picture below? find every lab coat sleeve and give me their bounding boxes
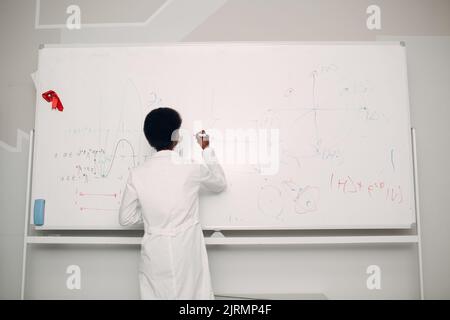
[119,172,143,226]
[198,147,227,193]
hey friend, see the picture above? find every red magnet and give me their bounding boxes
[42,90,64,112]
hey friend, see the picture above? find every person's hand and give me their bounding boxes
[195,130,210,150]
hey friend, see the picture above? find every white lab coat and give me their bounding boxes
[118,148,226,299]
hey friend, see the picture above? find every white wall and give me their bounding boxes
[378,36,450,299]
[1,0,449,299]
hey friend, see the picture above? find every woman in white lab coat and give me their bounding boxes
[119,107,226,300]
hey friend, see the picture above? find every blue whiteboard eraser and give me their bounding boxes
[33,199,45,226]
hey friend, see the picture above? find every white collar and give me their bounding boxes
[151,150,178,158]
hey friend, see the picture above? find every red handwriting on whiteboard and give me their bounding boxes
[329,173,403,204]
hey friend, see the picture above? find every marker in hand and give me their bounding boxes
[195,130,209,150]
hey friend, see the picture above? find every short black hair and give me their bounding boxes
[143,107,182,151]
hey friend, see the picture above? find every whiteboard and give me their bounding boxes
[31,42,416,230]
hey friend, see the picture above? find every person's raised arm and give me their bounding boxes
[196,130,226,193]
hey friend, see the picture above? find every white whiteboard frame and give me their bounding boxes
[33,41,415,231]
[40,41,405,49]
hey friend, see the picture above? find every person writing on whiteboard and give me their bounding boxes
[118,107,226,300]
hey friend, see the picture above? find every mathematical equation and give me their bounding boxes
[329,173,403,204]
